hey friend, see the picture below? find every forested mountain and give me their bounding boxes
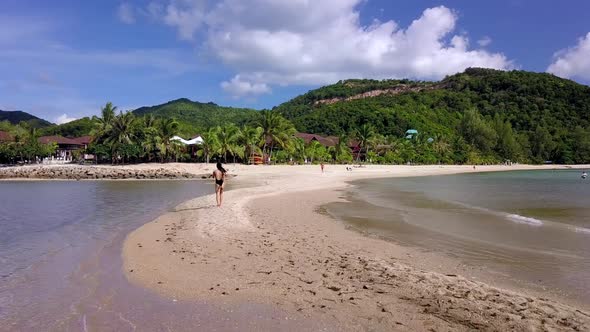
[132,98,259,136]
[40,98,260,138]
[274,68,590,163]
[39,117,95,137]
[0,110,53,128]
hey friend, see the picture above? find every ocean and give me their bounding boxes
[325,169,590,304]
[0,180,210,331]
[0,179,327,331]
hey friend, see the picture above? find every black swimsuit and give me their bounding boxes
[215,178,224,186]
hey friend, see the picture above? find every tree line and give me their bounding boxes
[3,99,589,165]
[0,121,57,164]
[85,103,355,165]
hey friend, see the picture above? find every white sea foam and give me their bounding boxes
[574,226,590,234]
[506,214,544,226]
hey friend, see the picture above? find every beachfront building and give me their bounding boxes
[69,136,95,162]
[170,134,204,146]
[0,131,14,142]
[295,133,338,147]
[70,136,93,149]
[295,132,365,162]
[170,134,203,159]
[38,135,84,162]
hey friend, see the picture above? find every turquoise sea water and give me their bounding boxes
[326,170,590,304]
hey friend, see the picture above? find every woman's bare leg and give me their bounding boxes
[215,185,221,207]
[219,185,224,207]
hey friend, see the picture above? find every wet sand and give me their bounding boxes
[123,164,590,331]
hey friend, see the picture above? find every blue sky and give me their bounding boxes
[1,0,590,124]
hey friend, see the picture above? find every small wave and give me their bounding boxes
[506,214,544,226]
[453,200,546,227]
[574,226,590,234]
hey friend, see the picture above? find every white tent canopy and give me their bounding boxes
[170,135,203,145]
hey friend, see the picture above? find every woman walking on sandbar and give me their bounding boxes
[212,162,227,207]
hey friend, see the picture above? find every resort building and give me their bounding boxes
[0,131,14,142]
[295,133,338,147]
[38,135,84,161]
[170,134,203,159]
[70,136,93,149]
[170,134,204,146]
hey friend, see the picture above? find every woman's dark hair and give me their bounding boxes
[216,162,227,173]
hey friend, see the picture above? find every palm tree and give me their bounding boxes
[257,111,296,162]
[355,124,375,162]
[332,133,352,163]
[169,139,184,162]
[105,112,135,164]
[142,126,161,162]
[93,102,117,141]
[238,125,263,164]
[198,127,220,163]
[216,124,240,162]
[158,118,179,162]
[290,138,307,163]
[432,134,451,163]
[307,140,322,163]
[143,114,157,129]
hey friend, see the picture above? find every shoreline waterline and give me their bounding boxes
[324,170,590,308]
[122,164,590,331]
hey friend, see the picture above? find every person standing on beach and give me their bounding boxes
[321,162,325,173]
[212,162,227,207]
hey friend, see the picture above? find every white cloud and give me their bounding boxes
[547,32,590,80]
[55,114,78,125]
[142,1,512,96]
[221,75,270,98]
[160,0,207,41]
[478,36,492,47]
[117,2,136,24]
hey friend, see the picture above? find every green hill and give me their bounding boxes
[132,98,259,135]
[275,68,590,163]
[42,98,261,138]
[0,110,53,128]
[39,117,96,137]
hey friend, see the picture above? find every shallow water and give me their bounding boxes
[325,170,590,304]
[0,180,327,331]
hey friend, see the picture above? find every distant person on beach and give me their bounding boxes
[211,162,227,207]
[321,162,325,173]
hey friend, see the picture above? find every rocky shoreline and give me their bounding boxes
[0,165,202,180]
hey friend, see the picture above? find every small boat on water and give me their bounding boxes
[582,172,588,179]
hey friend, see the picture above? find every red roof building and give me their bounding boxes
[0,131,14,142]
[295,133,338,147]
[38,136,84,161]
[38,135,81,145]
[70,135,93,146]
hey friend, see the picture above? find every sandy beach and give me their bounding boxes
[123,164,590,331]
